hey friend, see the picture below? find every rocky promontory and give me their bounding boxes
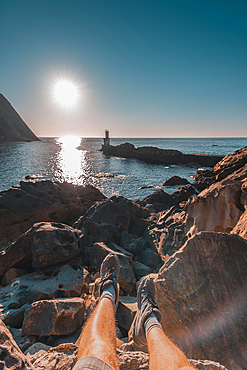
[102,142,224,167]
[0,94,40,142]
[0,146,247,369]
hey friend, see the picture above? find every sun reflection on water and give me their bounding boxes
[55,136,88,184]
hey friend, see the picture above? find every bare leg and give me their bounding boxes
[76,298,119,370]
[148,327,195,370]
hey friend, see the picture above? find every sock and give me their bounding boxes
[144,312,162,338]
[100,283,116,305]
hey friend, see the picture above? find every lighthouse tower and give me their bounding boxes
[103,129,110,146]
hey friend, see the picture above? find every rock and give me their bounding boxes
[170,185,198,205]
[155,231,247,368]
[73,196,148,246]
[193,147,247,191]
[0,222,82,274]
[117,348,149,369]
[0,180,106,248]
[0,93,40,143]
[140,248,161,270]
[22,298,85,336]
[146,207,187,260]
[102,143,223,167]
[129,218,151,237]
[25,342,52,355]
[117,297,138,332]
[0,319,34,369]
[143,189,174,208]
[0,262,85,327]
[28,344,77,369]
[133,261,152,279]
[27,344,228,370]
[163,175,190,186]
[230,178,247,240]
[2,303,30,329]
[86,242,136,293]
[2,268,28,286]
[184,169,246,239]
[7,326,37,352]
[120,231,145,255]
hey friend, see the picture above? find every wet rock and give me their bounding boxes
[0,180,106,248]
[22,298,85,336]
[155,231,247,368]
[0,263,85,327]
[2,268,28,286]
[117,297,138,332]
[133,261,152,279]
[163,175,190,186]
[0,319,34,369]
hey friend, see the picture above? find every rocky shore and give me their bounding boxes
[0,146,247,369]
[101,142,224,167]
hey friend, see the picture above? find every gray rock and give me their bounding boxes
[0,262,85,327]
[24,342,52,356]
[73,196,149,246]
[2,268,28,287]
[133,261,152,279]
[117,297,138,332]
[7,326,37,352]
[120,231,145,255]
[140,248,161,270]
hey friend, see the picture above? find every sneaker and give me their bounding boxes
[131,275,161,347]
[99,253,120,306]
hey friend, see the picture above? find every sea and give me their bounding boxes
[0,137,246,201]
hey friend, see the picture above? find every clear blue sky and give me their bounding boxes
[1,0,246,138]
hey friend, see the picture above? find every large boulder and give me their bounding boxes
[22,298,85,336]
[0,319,34,369]
[85,242,136,293]
[73,196,149,246]
[155,231,247,369]
[0,222,82,275]
[0,180,106,248]
[184,165,247,239]
[193,146,247,191]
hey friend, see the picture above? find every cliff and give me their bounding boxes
[0,94,40,142]
[102,143,224,167]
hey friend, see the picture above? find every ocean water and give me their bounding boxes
[0,137,246,200]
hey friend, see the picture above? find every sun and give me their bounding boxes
[53,79,79,108]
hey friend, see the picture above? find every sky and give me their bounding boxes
[1,0,247,138]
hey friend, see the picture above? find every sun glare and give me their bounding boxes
[53,79,79,108]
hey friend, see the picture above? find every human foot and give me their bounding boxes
[99,253,120,307]
[131,275,161,347]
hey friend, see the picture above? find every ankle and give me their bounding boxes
[144,312,162,339]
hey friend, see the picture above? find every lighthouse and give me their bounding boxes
[103,129,110,146]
